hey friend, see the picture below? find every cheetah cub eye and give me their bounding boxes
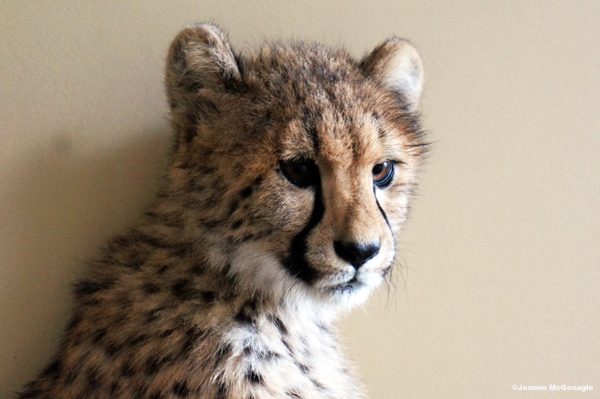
[372,161,395,188]
[279,158,319,188]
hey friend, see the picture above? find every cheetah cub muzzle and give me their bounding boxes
[19,23,426,399]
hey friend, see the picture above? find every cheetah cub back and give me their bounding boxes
[19,23,426,399]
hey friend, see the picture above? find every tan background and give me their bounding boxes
[1,1,599,398]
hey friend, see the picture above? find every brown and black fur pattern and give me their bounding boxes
[19,23,427,398]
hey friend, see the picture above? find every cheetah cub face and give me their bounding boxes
[165,24,426,310]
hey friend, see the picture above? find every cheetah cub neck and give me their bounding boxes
[19,23,426,399]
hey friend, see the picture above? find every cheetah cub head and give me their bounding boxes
[165,24,426,311]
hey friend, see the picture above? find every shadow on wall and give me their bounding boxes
[0,129,171,397]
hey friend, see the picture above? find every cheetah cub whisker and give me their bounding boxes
[20,23,426,399]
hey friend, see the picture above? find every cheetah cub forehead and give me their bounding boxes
[165,23,426,311]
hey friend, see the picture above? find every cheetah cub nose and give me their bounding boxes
[333,241,381,269]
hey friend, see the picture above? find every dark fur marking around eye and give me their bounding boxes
[283,177,323,284]
[373,187,390,229]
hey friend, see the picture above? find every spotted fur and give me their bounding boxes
[19,23,426,399]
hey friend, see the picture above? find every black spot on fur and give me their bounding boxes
[189,263,205,276]
[215,343,232,365]
[41,359,61,377]
[180,326,206,355]
[298,362,310,374]
[142,282,160,295]
[184,126,196,143]
[66,314,82,332]
[246,369,263,384]
[127,333,148,347]
[172,381,190,397]
[240,233,255,242]
[74,279,114,298]
[18,387,43,399]
[171,278,200,301]
[104,341,121,357]
[201,291,217,302]
[228,201,239,216]
[92,328,107,343]
[231,219,243,230]
[86,369,101,390]
[157,264,170,274]
[65,369,79,385]
[216,383,228,399]
[160,327,176,338]
[258,350,280,361]
[235,298,258,325]
[201,219,221,229]
[287,391,303,399]
[282,339,294,355]
[145,356,163,375]
[302,108,320,151]
[269,315,288,335]
[121,360,135,377]
[311,378,325,390]
[240,186,253,198]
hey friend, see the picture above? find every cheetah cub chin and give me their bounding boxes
[20,23,426,399]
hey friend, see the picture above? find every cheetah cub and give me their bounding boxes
[20,23,426,399]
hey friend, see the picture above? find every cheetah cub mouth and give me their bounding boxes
[165,23,426,310]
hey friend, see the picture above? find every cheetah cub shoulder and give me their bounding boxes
[20,23,426,399]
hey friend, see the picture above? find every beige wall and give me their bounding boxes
[1,1,599,398]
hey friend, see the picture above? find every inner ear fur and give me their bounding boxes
[361,37,424,112]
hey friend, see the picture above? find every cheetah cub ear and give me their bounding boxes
[165,23,243,144]
[361,37,424,112]
[165,23,241,109]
